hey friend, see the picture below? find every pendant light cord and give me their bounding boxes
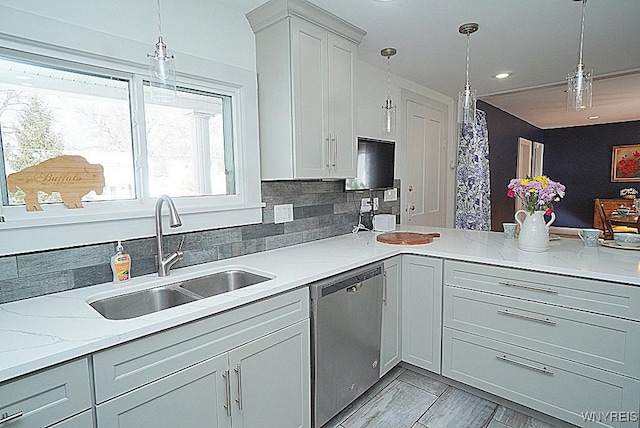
[578,0,587,66]
[386,55,391,101]
[465,33,471,88]
[156,0,163,38]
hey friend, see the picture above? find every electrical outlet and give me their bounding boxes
[372,197,379,211]
[274,204,294,223]
[384,188,398,202]
[360,198,371,213]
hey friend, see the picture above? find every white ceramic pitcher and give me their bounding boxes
[515,210,556,252]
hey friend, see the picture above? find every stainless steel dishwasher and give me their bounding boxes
[310,262,383,428]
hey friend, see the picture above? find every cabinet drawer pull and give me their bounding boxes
[497,308,556,325]
[234,364,243,410]
[222,370,232,417]
[499,281,558,295]
[496,354,554,375]
[0,411,23,424]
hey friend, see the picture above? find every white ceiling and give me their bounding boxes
[217,0,640,129]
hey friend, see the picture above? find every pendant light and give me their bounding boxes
[567,0,592,111]
[147,0,176,102]
[457,23,479,124]
[381,47,397,134]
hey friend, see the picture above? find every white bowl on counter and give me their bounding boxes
[613,232,640,248]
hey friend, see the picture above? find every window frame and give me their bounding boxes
[0,36,263,256]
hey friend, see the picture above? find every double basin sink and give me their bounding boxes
[89,270,271,320]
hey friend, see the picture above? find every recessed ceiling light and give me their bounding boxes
[20,82,33,87]
[494,72,510,79]
[16,75,30,80]
[588,115,600,120]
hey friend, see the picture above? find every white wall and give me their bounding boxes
[0,0,257,72]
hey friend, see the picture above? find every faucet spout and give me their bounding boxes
[155,195,183,277]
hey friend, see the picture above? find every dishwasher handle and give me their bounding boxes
[317,265,382,297]
[346,283,363,293]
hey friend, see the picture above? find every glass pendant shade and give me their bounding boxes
[458,85,476,124]
[147,0,176,103]
[382,98,396,133]
[148,37,176,102]
[567,64,592,111]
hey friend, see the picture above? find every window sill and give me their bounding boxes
[0,203,263,256]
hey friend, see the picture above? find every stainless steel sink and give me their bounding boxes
[178,270,271,298]
[90,286,197,320]
[89,270,272,320]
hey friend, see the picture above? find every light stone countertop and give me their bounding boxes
[1,226,639,384]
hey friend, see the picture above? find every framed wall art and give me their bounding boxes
[611,144,640,182]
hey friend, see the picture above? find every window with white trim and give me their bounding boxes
[0,53,237,212]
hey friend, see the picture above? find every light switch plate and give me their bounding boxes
[274,204,294,223]
[384,188,397,202]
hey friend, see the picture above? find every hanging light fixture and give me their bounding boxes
[147,0,176,102]
[567,0,592,111]
[381,47,397,133]
[457,23,479,124]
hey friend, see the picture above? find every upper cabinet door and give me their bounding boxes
[248,0,365,181]
[327,33,357,178]
[292,18,330,178]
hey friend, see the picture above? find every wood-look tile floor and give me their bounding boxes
[322,367,560,428]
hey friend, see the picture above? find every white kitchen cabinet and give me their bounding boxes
[228,321,310,428]
[247,0,365,180]
[94,288,310,428]
[0,358,92,428]
[401,255,443,373]
[96,353,230,428]
[442,260,640,428]
[96,321,309,428]
[380,256,402,377]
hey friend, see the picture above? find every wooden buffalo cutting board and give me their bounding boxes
[376,232,440,245]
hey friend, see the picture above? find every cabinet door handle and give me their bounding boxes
[382,271,388,305]
[331,135,337,167]
[325,136,331,168]
[234,364,243,410]
[499,281,558,295]
[496,354,554,375]
[0,411,23,425]
[497,308,556,325]
[222,370,232,417]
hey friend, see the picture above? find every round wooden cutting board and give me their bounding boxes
[376,232,440,245]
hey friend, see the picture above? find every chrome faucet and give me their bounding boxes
[155,195,184,277]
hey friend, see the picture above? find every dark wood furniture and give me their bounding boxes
[593,198,634,230]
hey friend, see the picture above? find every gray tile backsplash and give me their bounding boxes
[0,179,400,304]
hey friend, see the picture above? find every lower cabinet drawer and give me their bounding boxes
[0,358,92,428]
[442,328,640,428]
[444,286,640,378]
[444,260,640,321]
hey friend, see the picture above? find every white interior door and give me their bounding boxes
[403,98,447,226]
[532,141,544,176]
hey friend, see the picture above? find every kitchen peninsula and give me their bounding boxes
[1,227,639,427]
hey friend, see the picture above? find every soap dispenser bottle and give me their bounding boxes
[111,240,131,283]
